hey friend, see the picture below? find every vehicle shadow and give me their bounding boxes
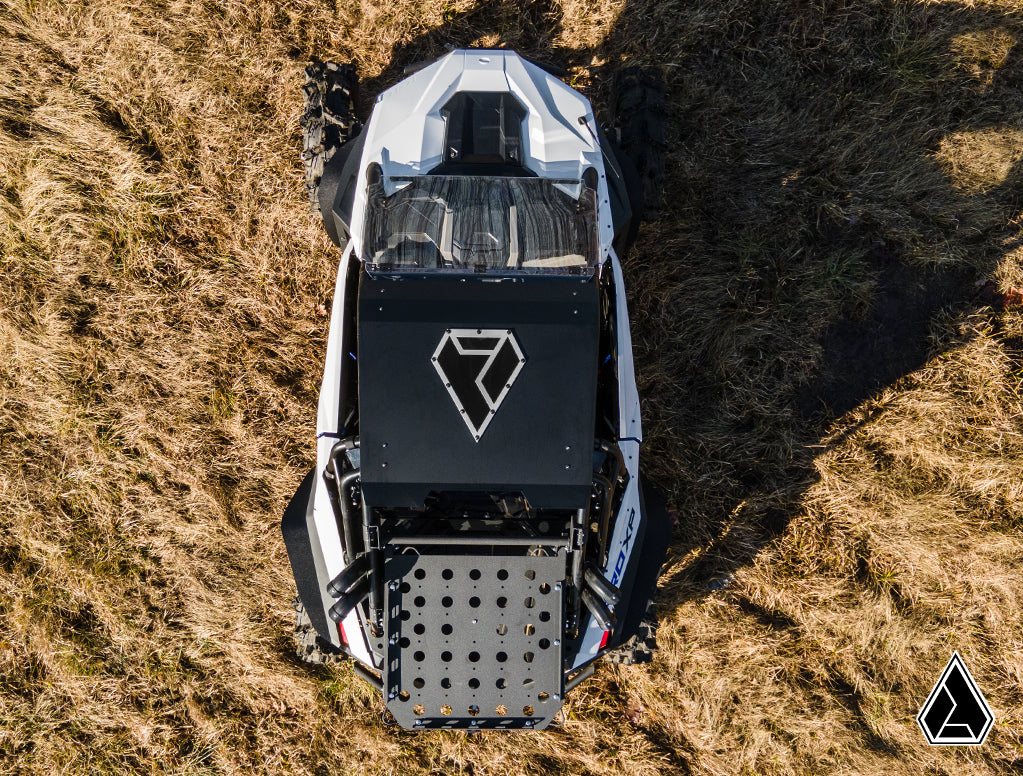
[323,0,1023,618]
[617,0,1023,615]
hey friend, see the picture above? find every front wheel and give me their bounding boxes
[611,66,666,221]
[300,60,361,212]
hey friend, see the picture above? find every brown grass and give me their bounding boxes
[1,0,1022,773]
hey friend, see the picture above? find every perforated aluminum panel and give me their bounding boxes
[383,550,565,729]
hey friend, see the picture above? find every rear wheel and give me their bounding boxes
[604,599,659,665]
[612,67,666,220]
[300,60,361,212]
[293,597,345,665]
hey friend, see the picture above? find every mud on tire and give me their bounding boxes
[301,60,360,212]
[293,597,345,665]
[612,66,667,220]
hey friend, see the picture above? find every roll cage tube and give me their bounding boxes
[321,435,630,646]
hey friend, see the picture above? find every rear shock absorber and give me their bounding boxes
[362,499,384,637]
[567,507,587,638]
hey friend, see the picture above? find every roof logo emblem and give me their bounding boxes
[431,329,526,442]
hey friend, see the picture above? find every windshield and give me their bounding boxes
[363,175,597,270]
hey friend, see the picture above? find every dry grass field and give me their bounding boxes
[1,0,1022,773]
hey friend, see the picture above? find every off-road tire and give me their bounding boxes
[604,599,659,665]
[293,597,345,665]
[301,60,360,212]
[612,66,666,220]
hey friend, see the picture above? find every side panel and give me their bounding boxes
[311,436,373,664]
[281,469,331,641]
[597,125,644,258]
[571,438,641,667]
[311,245,374,665]
[610,249,642,442]
[613,473,672,646]
[321,129,367,248]
[316,245,355,437]
[570,251,648,668]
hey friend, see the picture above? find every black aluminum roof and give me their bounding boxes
[357,270,599,510]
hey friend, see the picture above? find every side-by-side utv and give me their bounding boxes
[282,49,670,730]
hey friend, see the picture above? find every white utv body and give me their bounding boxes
[282,49,670,730]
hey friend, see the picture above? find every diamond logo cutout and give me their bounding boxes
[917,652,993,745]
[431,329,525,442]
